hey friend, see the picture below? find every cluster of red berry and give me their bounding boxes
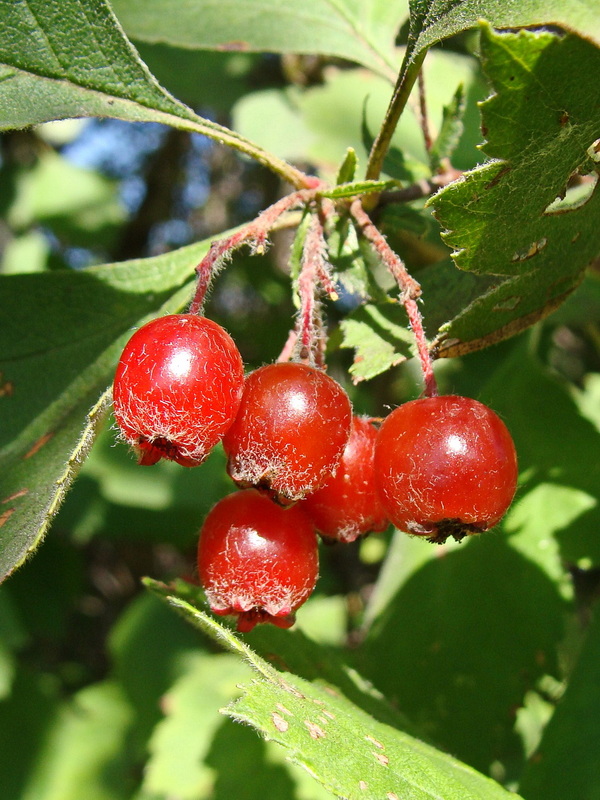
[113,313,518,632]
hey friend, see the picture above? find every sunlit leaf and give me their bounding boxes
[111,0,410,80]
[145,578,522,800]
[519,609,600,800]
[19,682,133,800]
[406,0,600,68]
[0,0,301,183]
[339,304,414,383]
[429,26,600,356]
[0,240,209,581]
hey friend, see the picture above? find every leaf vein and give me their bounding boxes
[321,0,397,78]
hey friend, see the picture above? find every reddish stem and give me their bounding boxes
[350,200,420,300]
[189,230,249,315]
[277,205,334,366]
[350,199,438,396]
[277,329,298,363]
[314,200,339,301]
[405,297,438,398]
[295,211,329,366]
[189,188,318,315]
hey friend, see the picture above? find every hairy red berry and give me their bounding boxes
[197,489,319,632]
[374,395,518,544]
[113,314,244,466]
[302,416,389,543]
[222,362,352,503]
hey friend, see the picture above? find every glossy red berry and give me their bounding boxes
[374,395,518,544]
[113,314,244,467]
[222,362,352,503]
[302,416,389,543]
[197,489,319,632]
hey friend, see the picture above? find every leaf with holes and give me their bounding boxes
[0,240,213,582]
[428,25,600,357]
[144,578,522,800]
[405,0,600,68]
[366,0,600,182]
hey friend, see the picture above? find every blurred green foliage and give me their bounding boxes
[1,1,600,798]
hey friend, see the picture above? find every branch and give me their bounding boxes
[365,49,428,185]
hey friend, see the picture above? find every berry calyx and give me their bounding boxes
[197,489,319,632]
[113,314,244,466]
[374,395,518,544]
[302,416,389,543]
[222,362,352,503]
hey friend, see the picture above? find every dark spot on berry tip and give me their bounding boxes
[425,519,486,545]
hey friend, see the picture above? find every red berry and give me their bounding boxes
[113,314,244,466]
[302,416,389,543]
[222,362,352,503]
[374,395,518,544]
[197,489,319,632]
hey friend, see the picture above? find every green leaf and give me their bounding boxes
[134,44,260,112]
[205,718,335,800]
[406,0,600,68]
[321,179,399,199]
[0,0,187,124]
[326,217,387,306]
[503,485,587,599]
[336,148,359,185]
[360,338,599,774]
[228,670,518,800]
[1,231,50,275]
[518,608,600,800]
[0,588,28,700]
[0,0,303,184]
[0,240,210,582]
[339,303,415,383]
[8,150,124,243]
[145,578,522,800]
[141,648,336,799]
[0,670,59,797]
[415,258,498,338]
[234,48,481,179]
[575,371,600,434]
[109,592,208,752]
[141,653,251,799]
[362,534,568,777]
[429,26,600,356]
[480,340,600,568]
[368,0,600,192]
[363,530,460,630]
[546,271,600,329]
[245,618,417,736]
[111,0,409,80]
[18,682,134,800]
[0,388,111,584]
[429,83,466,172]
[2,536,84,643]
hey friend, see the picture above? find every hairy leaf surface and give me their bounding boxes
[429,26,600,356]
